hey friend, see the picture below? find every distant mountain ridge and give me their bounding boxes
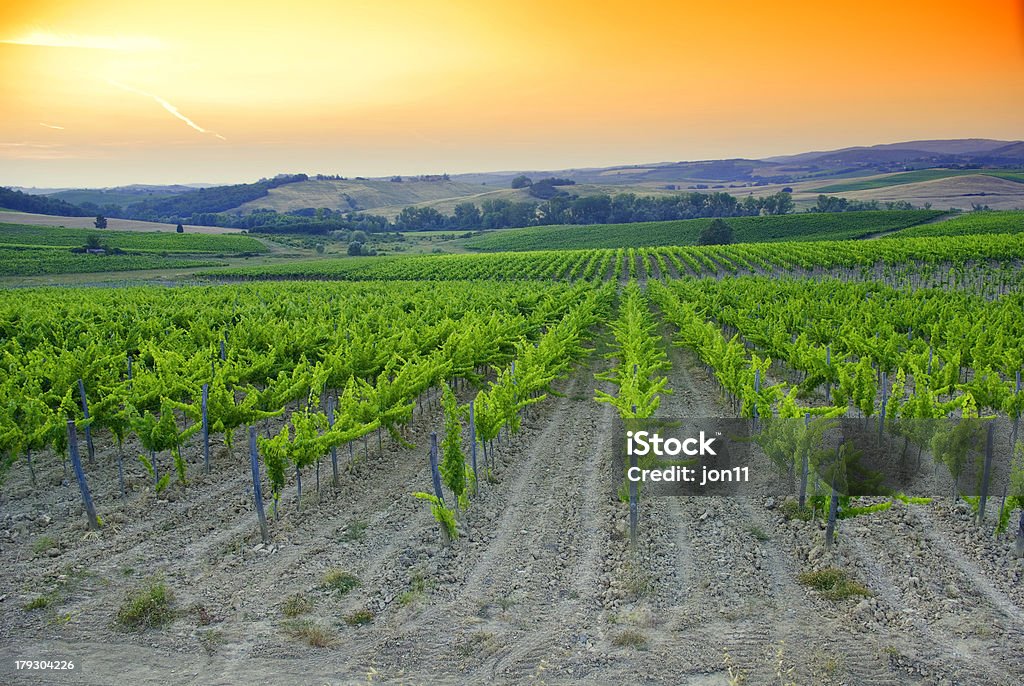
[764,138,1015,163]
[5,139,1023,221]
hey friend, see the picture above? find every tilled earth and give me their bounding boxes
[2,343,1024,685]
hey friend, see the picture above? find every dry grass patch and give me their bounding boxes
[281,619,337,648]
[798,567,871,601]
[611,629,648,650]
[116,580,175,630]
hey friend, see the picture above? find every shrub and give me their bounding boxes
[798,568,871,601]
[322,569,360,597]
[116,581,175,629]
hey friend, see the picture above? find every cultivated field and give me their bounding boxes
[462,211,944,252]
[2,229,1024,684]
[0,223,269,277]
[0,210,241,234]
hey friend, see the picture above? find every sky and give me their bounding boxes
[1,0,1022,187]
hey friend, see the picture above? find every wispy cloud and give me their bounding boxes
[0,142,76,160]
[108,80,226,141]
[39,122,65,130]
[0,32,163,51]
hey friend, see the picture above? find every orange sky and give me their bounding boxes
[1,0,1022,186]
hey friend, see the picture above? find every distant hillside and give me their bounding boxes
[14,138,1023,227]
[812,169,1024,193]
[233,177,489,216]
[821,175,1024,211]
[0,186,91,217]
[766,138,1018,164]
[46,185,204,208]
[125,174,309,222]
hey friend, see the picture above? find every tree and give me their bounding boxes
[511,175,533,189]
[94,215,107,229]
[175,223,184,233]
[452,202,481,229]
[85,235,103,250]
[315,243,325,254]
[697,218,734,245]
[347,241,364,256]
[351,230,368,243]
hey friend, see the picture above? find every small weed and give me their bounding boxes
[611,629,648,650]
[820,653,842,678]
[121,567,135,577]
[198,629,224,655]
[781,499,813,521]
[282,593,314,618]
[456,630,499,657]
[620,558,653,599]
[344,609,374,626]
[398,572,429,607]
[798,567,871,601]
[773,641,798,686]
[746,524,770,541]
[496,595,516,611]
[49,611,75,626]
[322,569,360,597]
[723,649,747,685]
[24,595,51,611]
[616,607,656,628]
[397,590,421,607]
[31,535,59,555]
[339,519,368,543]
[281,619,336,647]
[116,580,175,630]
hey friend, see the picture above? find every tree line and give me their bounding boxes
[3,177,925,238]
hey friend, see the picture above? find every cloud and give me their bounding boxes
[0,142,75,160]
[108,80,226,141]
[0,32,163,51]
[39,122,65,130]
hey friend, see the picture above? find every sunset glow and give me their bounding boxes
[1,0,1022,186]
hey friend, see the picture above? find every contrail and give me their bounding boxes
[108,80,226,140]
[39,122,65,130]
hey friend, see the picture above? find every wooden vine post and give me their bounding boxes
[67,420,100,531]
[249,426,269,544]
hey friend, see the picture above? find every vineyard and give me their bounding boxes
[889,210,1024,238]
[0,223,266,277]
[462,210,944,251]
[3,228,1024,684]
[0,248,227,277]
[207,232,1024,295]
[0,223,267,255]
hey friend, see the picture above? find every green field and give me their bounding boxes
[462,210,944,252]
[0,223,267,254]
[888,210,1024,238]
[811,169,1024,193]
[0,247,223,277]
[201,232,1024,283]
